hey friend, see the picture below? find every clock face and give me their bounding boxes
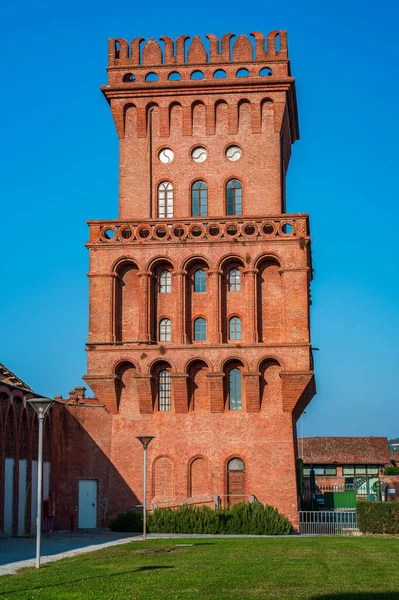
[225,145,242,161]
[191,147,208,163]
[158,148,174,164]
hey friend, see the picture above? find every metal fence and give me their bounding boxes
[299,510,357,535]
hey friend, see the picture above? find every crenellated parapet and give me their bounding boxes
[105,32,292,88]
[108,31,288,67]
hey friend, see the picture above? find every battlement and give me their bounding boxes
[108,31,288,67]
[105,32,293,89]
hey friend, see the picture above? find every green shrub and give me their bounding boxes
[384,465,399,475]
[147,502,292,535]
[357,501,399,534]
[110,503,292,534]
[109,510,143,532]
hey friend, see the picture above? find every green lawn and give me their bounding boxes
[0,537,398,600]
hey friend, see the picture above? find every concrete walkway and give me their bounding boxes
[0,531,298,576]
[0,531,142,576]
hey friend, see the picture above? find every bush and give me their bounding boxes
[110,502,292,535]
[357,501,399,534]
[384,465,399,475]
[109,510,143,532]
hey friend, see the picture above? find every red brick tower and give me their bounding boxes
[82,31,315,525]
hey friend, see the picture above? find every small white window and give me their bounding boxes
[228,268,241,292]
[158,182,174,218]
[229,317,242,341]
[159,370,171,411]
[159,271,171,293]
[159,318,172,342]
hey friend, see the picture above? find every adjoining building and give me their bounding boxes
[0,364,53,536]
[298,436,397,507]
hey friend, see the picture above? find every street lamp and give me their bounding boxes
[28,397,54,568]
[136,436,154,541]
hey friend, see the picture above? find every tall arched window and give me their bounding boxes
[229,317,242,340]
[194,269,206,292]
[228,268,241,292]
[159,370,171,411]
[158,182,174,218]
[191,181,208,217]
[159,270,171,293]
[229,369,242,410]
[226,179,242,216]
[159,318,172,341]
[194,317,206,341]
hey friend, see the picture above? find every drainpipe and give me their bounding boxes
[148,107,155,219]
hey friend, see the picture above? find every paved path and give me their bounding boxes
[0,531,298,576]
[0,531,142,576]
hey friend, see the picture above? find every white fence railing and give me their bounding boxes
[299,510,357,535]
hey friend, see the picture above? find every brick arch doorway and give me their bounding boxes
[227,458,245,507]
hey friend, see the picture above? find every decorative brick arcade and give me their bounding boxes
[57,31,315,528]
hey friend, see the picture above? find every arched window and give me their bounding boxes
[159,271,171,293]
[159,370,171,411]
[191,181,208,217]
[194,269,206,292]
[159,318,172,342]
[194,318,206,341]
[228,268,241,292]
[158,182,173,218]
[229,317,242,340]
[229,369,242,410]
[226,179,242,216]
[228,457,245,471]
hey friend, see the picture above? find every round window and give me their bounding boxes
[191,147,208,163]
[225,145,242,162]
[158,148,174,164]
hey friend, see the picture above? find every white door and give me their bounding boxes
[78,480,97,529]
[18,460,27,536]
[4,458,15,536]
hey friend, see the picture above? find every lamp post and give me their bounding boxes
[28,397,54,569]
[136,436,154,541]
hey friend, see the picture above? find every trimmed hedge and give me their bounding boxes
[110,502,292,535]
[109,510,143,532]
[384,465,399,475]
[357,501,399,534]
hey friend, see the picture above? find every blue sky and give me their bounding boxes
[1,0,398,438]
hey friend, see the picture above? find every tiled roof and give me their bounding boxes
[0,363,35,394]
[298,436,388,465]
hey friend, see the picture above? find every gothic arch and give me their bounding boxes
[189,455,211,497]
[256,256,283,343]
[124,103,137,137]
[152,455,174,502]
[238,99,251,133]
[191,101,206,136]
[186,359,209,412]
[169,102,183,136]
[253,252,282,270]
[114,260,140,342]
[115,361,138,411]
[259,358,283,409]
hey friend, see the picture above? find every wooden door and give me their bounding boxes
[227,458,245,507]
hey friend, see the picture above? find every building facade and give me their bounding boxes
[299,436,398,505]
[56,31,315,528]
[0,364,53,536]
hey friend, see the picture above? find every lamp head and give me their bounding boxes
[136,435,155,449]
[27,397,54,416]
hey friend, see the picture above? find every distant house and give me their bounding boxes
[298,437,389,504]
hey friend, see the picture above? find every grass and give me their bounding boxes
[0,537,398,599]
